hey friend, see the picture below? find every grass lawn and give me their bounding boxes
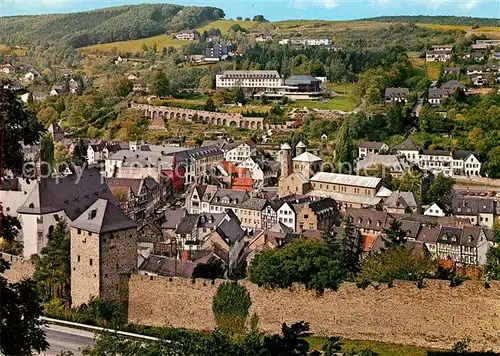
[307,337,431,356]
[408,53,442,80]
[328,82,356,96]
[288,96,357,111]
[196,19,259,34]
[81,36,189,53]
[221,105,272,113]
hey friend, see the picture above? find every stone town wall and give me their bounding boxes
[0,252,35,282]
[131,103,264,130]
[128,275,500,352]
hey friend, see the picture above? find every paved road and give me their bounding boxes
[41,324,96,355]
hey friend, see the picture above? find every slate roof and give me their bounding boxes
[359,141,385,150]
[216,212,244,245]
[384,87,409,99]
[106,177,159,196]
[238,197,268,211]
[175,214,200,234]
[392,138,420,151]
[17,168,118,220]
[383,191,420,210]
[161,208,186,230]
[428,88,452,99]
[416,227,439,244]
[211,188,249,206]
[452,198,495,215]
[138,253,211,278]
[71,198,137,234]
[441,80,466,90]
[308,198,337,215]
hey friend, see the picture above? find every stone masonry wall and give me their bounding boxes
[128,275,500,351]
[0,252,35,283]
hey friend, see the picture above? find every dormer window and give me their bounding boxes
[467,235,474,243]
[357,217,362,224]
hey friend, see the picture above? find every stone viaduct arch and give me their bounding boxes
[130,103,264,130]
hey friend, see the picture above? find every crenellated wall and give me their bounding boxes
[128,274,500,352]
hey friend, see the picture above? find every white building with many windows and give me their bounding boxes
[216,70,284,91]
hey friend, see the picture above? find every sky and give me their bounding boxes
[0,0,499,20]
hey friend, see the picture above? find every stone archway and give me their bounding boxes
[211,117,216,125]
[239,121,244,128]
[245,121,249,128]
[176,113,181,119]
[152,111,157,119]
[222,119,227,126]
[169,112,175,120]
[217,118,221,126]
[250,121,256,129]
[257,122,262,130]
[182,113,186,120]
[230,121,237,127]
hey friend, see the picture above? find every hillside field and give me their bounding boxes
[81,19,259,54]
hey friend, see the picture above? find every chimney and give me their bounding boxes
[180,250,190,262]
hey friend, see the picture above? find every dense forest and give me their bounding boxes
[0,4,225,49]
[366,15,500,27]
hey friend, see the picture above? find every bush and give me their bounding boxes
[212,283,251,335]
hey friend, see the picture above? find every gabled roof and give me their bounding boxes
[17,168,118,220]
[310,172,381,189]
[392,138,420,151]
[71,198,137,234]
[383,191,420,209]
[293,151,322,163]
[451,197,495,215]
[384,87,409,98]
[359,141,385,150]
[216,213,245,245]
[238,197,268,211]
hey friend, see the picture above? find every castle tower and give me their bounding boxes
[70,199,138,307]
[280,142,292,180]
[296,141,306,156]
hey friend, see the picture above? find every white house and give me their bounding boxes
[392,139,420,165]
[276,201,297,231]
[424,203,446,217]
[223,141,257,164]
[358,141,389,159]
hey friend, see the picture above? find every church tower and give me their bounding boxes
[280,143,292,181]
[296,141,306,156]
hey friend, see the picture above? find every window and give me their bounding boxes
[304,214,309,219]
[77,255,80,262]
[89,259,93,266]
[77,228,81,235]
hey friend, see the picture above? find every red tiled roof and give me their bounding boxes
[232,177,253,192]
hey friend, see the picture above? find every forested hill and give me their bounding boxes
[0,4,225,48]
[365,15,500,27]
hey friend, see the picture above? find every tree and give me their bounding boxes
[309,60,326,77]
[192,257,225,279]
[336,121,354,172]
[249,239,347,292]
[322,336,343,356]
[252,15,267,22]
[486,219,500,280]
[260,94,269,105]
[336,216,362,277]
[198,73,214,91]
[383,220,407,247]
[426,174,454,204]
[37,107,59,126]
[212,283,251,335]
[152,72,170,97]
[73,139,88,167]
[204,97,217,112]
[236,16,242,20]
[233,87,246,104]
[34,221,71,303]
[262,321,310,356]
[484,146,500,178]
[358,245,435,284]
[115,78,133,97]
[386,102,405,135]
